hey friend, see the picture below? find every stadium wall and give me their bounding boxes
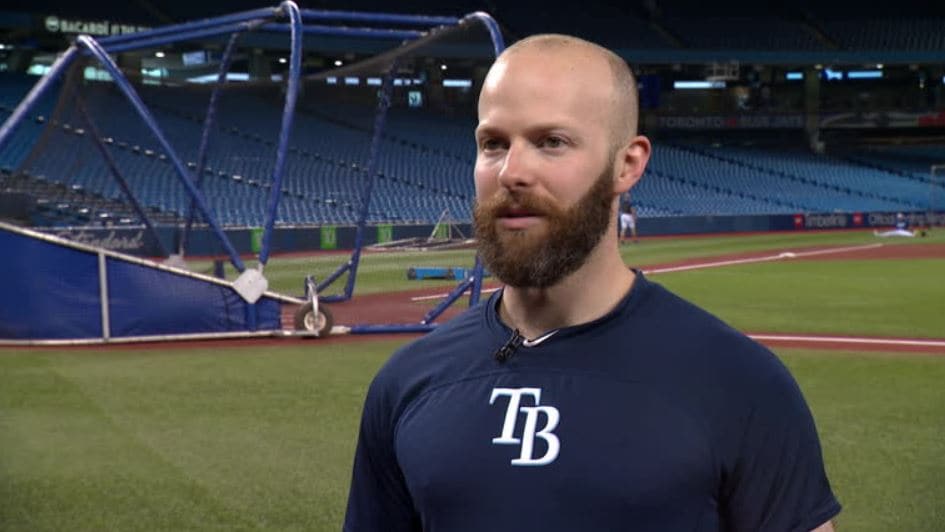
[40,211,945,256]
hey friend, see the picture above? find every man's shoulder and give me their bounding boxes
[369,301,494,401]
[396,301,489,360]
[634,279,805,433]
[637,279,787,380]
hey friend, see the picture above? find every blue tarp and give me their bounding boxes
[0,226,281,340]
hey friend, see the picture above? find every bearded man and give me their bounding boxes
[344,34,840,532]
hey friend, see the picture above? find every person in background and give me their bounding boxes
[874,212,916,237]
[619,190,638,243]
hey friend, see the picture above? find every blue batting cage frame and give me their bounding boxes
[0,2,503,337]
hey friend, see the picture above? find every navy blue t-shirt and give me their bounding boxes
[344,273,840,531]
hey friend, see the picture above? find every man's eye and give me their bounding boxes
[541,136,566,149]
[480,139,505,151]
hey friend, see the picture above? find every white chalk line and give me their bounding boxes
[411,286,499,302]
[643,243,884,275]
[409,243,884,302]
[750,333,945,349]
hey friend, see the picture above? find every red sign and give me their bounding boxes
[793,214,805,229]
[918,111,945,127]
[852,213,863,226]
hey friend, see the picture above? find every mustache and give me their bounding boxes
[476,190,559,218]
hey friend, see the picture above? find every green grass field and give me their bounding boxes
[190,228,944,296]
[655,259,945,337]
[2,230,944,530]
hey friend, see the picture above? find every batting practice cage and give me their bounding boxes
[0,2,503,344]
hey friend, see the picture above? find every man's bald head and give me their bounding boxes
[491,34,639,151]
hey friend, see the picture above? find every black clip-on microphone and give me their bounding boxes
[494,329,524,363]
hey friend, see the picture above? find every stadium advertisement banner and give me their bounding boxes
[432,223,450,240]
[320,226,338,250]
[377,224,393,244]
[250,227,264,253]
[791,211,945,230]
[648,114,805,130]
[49,228,151,254]
[41,15,149,36]
[820,110,945,129]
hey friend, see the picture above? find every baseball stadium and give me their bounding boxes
[1,0,943,530]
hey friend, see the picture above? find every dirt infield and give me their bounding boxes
[280,284,490,330]
[789,243,945,261]
[639,242,943,275]
[748,333,945,355]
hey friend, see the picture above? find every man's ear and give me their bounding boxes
[614,135,651,194]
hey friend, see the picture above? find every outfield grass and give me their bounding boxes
[782,349,945,531]
[656,258,945,338]
[189,248,479,297]
[0,342,400,531]
[2,343,943,531]
[621,229,883,267]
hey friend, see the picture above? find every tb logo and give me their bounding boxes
[489,387,560,466]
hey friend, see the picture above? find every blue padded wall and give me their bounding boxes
[0,225,282,340]
[0,229,103,339]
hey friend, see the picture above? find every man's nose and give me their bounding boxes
[497,141,535,190]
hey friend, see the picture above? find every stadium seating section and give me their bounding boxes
[1,49,943,228]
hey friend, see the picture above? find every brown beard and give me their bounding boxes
[473,165,616,288]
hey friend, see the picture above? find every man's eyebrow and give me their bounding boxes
[528,124,576,135]
[474,125,501,139]
[476,123,577,138]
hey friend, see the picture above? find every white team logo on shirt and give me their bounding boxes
[489,387,560,466]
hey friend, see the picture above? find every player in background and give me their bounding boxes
[619,190,638,243]
[874,212,917,237]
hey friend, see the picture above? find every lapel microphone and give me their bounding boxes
[494,329,524,363]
